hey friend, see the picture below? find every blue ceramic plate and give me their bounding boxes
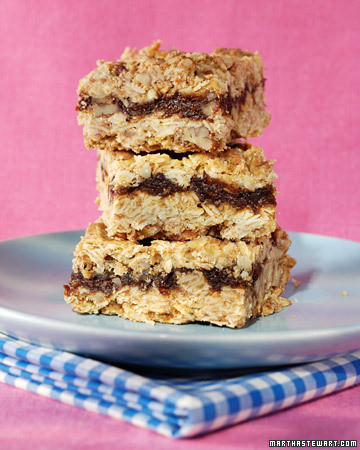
[0,231,359,369]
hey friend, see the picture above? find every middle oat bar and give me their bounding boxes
[97,143,278,241]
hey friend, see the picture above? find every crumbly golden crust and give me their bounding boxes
[79,98,270,153]
[101,196,276,242]
[96,144,278,240]
[77,41,271,153]
[71,220,284,276]
[98,143,276,190]
[65,281,292,328]
[64,222,296,328]
[79,41,263,101]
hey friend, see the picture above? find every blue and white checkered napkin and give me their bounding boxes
[0,332,359,439]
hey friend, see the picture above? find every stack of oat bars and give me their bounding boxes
[64,42,295,328]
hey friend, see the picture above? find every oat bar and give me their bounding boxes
[97,143,277,241]
[77,41,271,153]
[64,221,295,328]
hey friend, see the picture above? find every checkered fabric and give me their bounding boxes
[0,333,359,438]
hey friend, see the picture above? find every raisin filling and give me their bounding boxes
[109,173,276,213]
[76,81,263,119]
[64,263,262,296]
[190,174,276,214]
[65,270,179,296]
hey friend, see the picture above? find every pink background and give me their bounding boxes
[1,0,360,447]
[1,0,360,242]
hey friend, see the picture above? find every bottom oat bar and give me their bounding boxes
[64,221,296,328]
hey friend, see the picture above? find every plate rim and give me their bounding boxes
[1,302,360,343]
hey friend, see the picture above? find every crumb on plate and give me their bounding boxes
[291,278,301,288]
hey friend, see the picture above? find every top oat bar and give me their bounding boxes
[77,41,271,153]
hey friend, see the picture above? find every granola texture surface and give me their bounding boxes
[77,41,271,153]
[64,221,295,328]
[97,143,278,240]
[66,41,296,328]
